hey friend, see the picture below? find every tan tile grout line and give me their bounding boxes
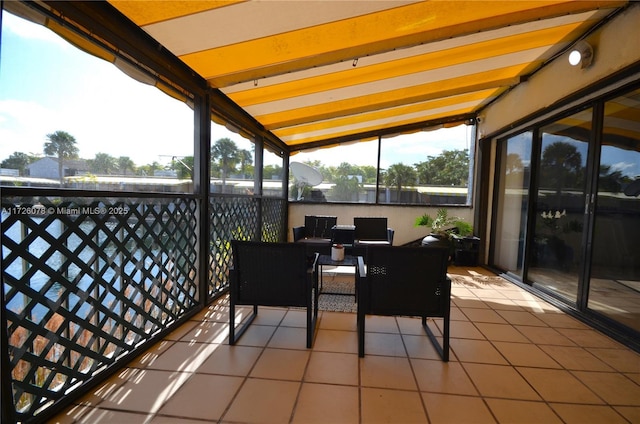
[451,291,571,423]
[399,315,439,423]
[217,308,288,423]
[289,312,332,424]
[456,284,637,420]
[62,279,639,423]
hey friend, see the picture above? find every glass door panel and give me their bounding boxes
[529,109,591,303]
[588,90,640,332]
[493,132,532,277]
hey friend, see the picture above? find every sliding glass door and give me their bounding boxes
[491,84,640,340]
[587,89,640,332]
[493,132,532,277]
[528,109,592,304]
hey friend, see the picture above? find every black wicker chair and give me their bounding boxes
[353,217,394,246]
[356,245,451,360]
[229,240,319,348]
[293,215,337,254]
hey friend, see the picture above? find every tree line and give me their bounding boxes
[0,131,260,183]
[2,130,470,190]
[305,148,469,188]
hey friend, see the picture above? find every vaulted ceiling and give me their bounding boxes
[106,1,627,149]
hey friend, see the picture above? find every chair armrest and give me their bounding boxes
[307,252,319,272]
[293,226,306,242]
[356,256,366,279]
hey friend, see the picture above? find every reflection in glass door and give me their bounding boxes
[588,90,640,332]
[491,86,640,341]
[493,132,532,277]
[528,109,592,303]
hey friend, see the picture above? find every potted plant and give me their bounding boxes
[415,208,472,243]
[415,208,477,264]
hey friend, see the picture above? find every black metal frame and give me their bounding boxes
[228,241,319,348]
[356,246,451,360]
[486,78,640,353]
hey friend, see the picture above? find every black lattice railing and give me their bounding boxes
[207,196,286,300]
[1,196,199,422]
[261,197,286,243]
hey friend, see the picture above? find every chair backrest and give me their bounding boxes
[231,240,311,307]
[354,217,388,241]
[304,215,337,238]
[362,245,449,317]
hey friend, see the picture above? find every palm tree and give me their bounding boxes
[89,153,117,174]
[118,156,136,175]
[211,138,240,191]
[540,141,583,195]
[43,130,79,186]
[384,163,417,193]
[238,149,253,179]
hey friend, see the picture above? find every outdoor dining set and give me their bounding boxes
[229,215,451,361]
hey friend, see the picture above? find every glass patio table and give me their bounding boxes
[317,254,360,297]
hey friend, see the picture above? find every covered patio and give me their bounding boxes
[2,1,640,423]
[54,266,639,423]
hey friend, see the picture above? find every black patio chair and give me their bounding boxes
[229,240,319,348]
[293,215,337,254]
[353,217,394,246]
[356,245,451,360]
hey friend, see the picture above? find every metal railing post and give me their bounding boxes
[194,91,211,304]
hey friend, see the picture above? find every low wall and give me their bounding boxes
[288,202,474,246]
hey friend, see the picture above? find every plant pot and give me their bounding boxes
[422,233,455,264]
[421,233,450,249]
[452,235,480,266]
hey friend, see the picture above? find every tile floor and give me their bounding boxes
[54,266,640,423]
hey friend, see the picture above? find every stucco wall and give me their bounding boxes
[28,157,59,179]
[478,4,640,138]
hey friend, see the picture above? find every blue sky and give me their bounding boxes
[0,11,470,170]
[1,12,227,167]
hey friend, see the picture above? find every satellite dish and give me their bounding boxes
[624,179,640,197]
[290,162,322,200]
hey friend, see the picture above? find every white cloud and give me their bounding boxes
[610,161,635,174]
[4,11,69,48]
[0,99,62,158]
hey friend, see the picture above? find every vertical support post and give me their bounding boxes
[284,153,291,242]
[467,123,477,207]
[254,135,264,241]
[254,135,264,198]
[375,135,382,204]
[0,5,11,418]
[194,91,211,305]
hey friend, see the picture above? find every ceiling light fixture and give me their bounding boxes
[568,40,593,68]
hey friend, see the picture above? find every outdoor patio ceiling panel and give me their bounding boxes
[109,0,628,149]
[274,89,498,143]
